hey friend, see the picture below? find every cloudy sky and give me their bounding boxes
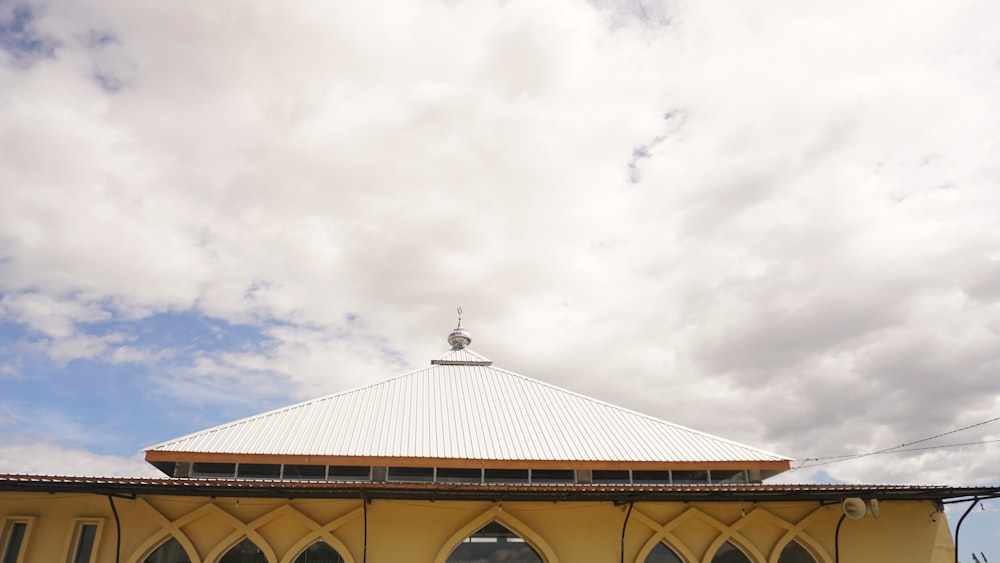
[1,0,999,554]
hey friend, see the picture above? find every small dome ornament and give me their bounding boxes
[447,306,472,349]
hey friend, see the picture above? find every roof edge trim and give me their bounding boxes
[144,451,791,471]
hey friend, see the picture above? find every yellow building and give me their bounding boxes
[2,322,997,563]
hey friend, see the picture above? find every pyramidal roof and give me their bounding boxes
[146,322,790,476]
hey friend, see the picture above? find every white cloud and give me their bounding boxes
[0,0,998,491]
[0,293,110,339]
[0,436,160,478]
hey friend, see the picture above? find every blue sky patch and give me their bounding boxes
[85,29,117,48]
[0,2,59,67]
[0,309,294,456]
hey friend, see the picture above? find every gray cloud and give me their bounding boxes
[1,0,999,487]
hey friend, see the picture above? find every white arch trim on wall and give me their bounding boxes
[702,536,766,563]
[635,533,698,563]
[129,534,201,563]
[629,505,830,563]
[278,507,362,563]
[725,507,830,563]
[125,500,250,563]
[768,526,831,562]
[630,508,698,563]
[125,500,362,563]
[204,531,278,563]
[768,538,829,563]
[432,505,559,563]
[631,506,752,563]
[242,503,358,563]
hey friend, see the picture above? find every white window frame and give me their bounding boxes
[62,518,104,563]
[1,516,36,563]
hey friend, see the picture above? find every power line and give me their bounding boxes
[790,415,1000,471]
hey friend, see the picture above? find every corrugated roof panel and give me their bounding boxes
[148,347,789,465]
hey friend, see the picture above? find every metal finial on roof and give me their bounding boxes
[447,306,472,349]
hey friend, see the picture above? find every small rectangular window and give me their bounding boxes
[631,470,671,484]
[387,467,434,482]
[2,521,29,563]
[710,470,747,484]
[530,469,575,483]
[328,466,372,481]
[282,464,326,480]
[484,469,529,483]
[70,523,99,563]
[436,468,482,483]
[190,462,236,478]
[592,470,631,484]
[236,464,281,479]
[671,470,709,484]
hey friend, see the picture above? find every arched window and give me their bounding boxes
[777,541,816,563]
[219,538,267,563]
[711,541,752,563]
[644,541,684,563]
[446,521,543,563]
[143,538,192,563]
[293,541,345,563]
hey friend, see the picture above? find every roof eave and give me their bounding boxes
[1,475,998,503]
[144,450,791,472]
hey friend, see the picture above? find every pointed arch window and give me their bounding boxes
[777,541,816,563]
[293,541,345,563]
[219,538,267,563]
[142,538,191,563]
[446,522,542,563]
[644,541,684,563]
[711,541,752,563]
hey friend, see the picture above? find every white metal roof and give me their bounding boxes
[148,343,790,466]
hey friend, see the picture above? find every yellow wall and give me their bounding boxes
[0,492,956,563]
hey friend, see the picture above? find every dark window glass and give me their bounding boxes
[592,470,631,484]
[632,471,670,484]
[237,464,281,479]
[672,470,709,484]
[777,541,816,563]
[142,538,191,563]
[531,470,574,483]
[2,522,27,563]
[72,524,98,563]
[283,465,326,480]
[710,471,747,484]
[387,467,434,482]
[437,468,482,483]
[484,469,529,483]
[328,466,371,481]
[711,541,751,563]
[644,542,684,563]
[446,522,542,563]
[218,538,266,563]
[191,463,236,478]
[293,541,345,563]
